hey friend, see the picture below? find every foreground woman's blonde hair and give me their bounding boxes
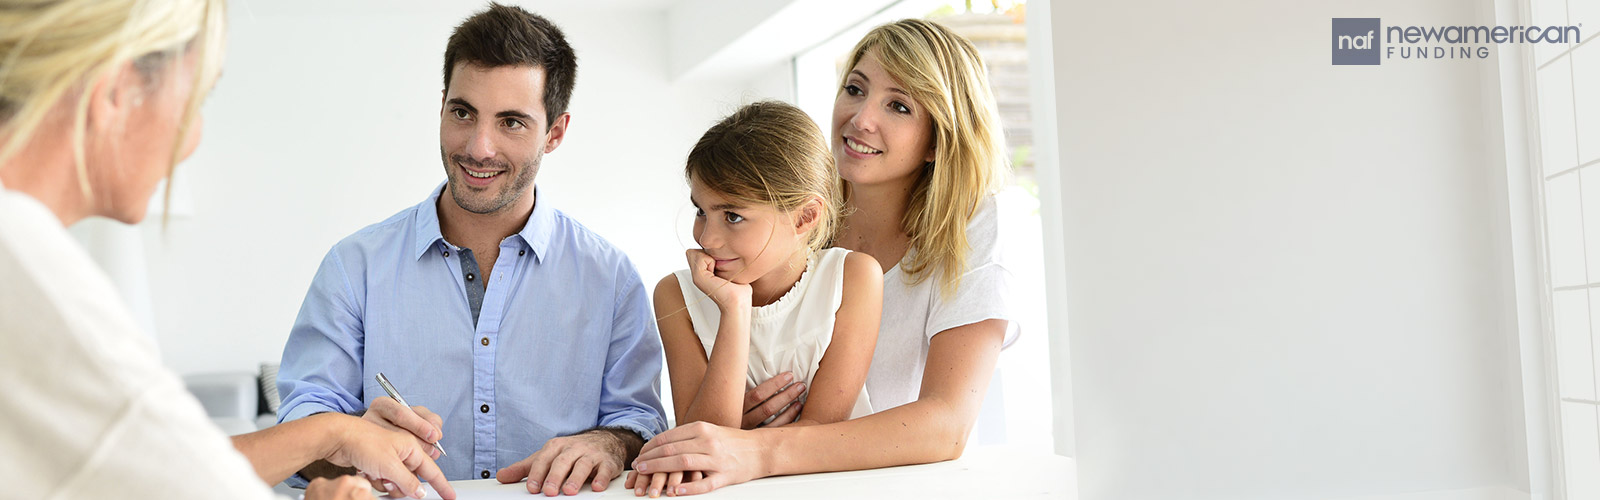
[840,18,1009,296]
[0,0,226,208]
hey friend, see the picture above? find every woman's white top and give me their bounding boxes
[863,195,1020,411]
[675,247,873,418]
[0,185,283,499]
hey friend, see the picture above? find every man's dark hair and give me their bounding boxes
[443,3,577,129]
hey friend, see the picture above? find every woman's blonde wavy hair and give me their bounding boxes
[0,0,226,212]
[840,18,1009,296]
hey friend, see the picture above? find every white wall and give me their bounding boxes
[1048,0,1524,499]
[142,1,784,375]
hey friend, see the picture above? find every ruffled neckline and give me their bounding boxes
[750,252,818,321]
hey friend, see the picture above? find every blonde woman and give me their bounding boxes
[628,19,1016,496]
[0,1,454,498]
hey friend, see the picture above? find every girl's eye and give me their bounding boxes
[890,101,911,114]
[452,108,470,120]
[843,84,864,96]
[724,212,744,224]
[694,207,705,217]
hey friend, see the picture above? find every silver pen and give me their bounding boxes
[375,372,448,457]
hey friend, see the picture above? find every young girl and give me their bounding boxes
[639,101,884,496]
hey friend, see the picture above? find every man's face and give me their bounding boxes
[439,63,566,215]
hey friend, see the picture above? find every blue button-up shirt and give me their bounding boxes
[276,184,666,481]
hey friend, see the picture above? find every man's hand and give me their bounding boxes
[496,428,643,496]
[364,397,444,461]
[740,372,806,429]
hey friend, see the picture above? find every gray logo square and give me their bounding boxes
[1332,18,1381,65]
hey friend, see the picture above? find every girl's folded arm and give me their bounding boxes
[654,275,707,425]
[790,251,883,427]
[655,274,748,428]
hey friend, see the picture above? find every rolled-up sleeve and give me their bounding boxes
[925,196,1021,348]
[594,263,667,441]
[277,247,367,424]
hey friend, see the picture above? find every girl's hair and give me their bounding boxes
[840,19,1009,296]
[0,0,227,210]
[686,100,841,255]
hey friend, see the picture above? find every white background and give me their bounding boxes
[76,0,1596,498]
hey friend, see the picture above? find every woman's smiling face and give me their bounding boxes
[831,48,936,188]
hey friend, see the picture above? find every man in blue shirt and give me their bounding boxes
[276,4,665,496]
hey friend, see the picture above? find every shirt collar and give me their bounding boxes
[520,186,556,263]
[412,182,556,263]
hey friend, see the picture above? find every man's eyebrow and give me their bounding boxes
[496,110,535,122]
[445,98,477,114]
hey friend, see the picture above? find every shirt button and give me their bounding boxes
[519,250,525,256]
[480,337,489,346]
[466,273,475,281]
[481,404,490,413]
[443,250,450,258]
[481,470,491,479]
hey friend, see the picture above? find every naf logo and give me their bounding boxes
[1332,18,1381,65]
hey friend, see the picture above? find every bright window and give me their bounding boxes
[1527,0,1600,497]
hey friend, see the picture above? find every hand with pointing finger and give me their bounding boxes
[323,415,456,500]
[363,396,445,462]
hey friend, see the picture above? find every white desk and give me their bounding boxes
[277,447,1074,499]
[442,447,1070,499]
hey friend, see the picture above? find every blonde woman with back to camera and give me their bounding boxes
[0,0,456,498]
[627,19,1018,496]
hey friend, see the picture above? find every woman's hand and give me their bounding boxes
[325,416,456,499]
[304,475,376,500]
[685,249,751,312]
[362,397,444,461]
[628,422,772,496]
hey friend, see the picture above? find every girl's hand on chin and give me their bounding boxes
[686,249,752,311]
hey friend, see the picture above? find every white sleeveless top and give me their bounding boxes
[674,247,873,419]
